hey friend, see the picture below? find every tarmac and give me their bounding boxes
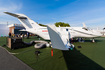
[0,46,33,70]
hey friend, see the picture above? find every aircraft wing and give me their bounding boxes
[47,25,69,50]
[4,12,27,19]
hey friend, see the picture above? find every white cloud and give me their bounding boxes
[54,6,105,27]
[0,0,22,24]
[68,17,105,27]
[0,19,21,24]
[0,1,22,16]
[84,18,105,24]
[69,18,105,29]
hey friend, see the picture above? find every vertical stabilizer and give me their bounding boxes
[97,27,99,30]
[4,12,40,29]
[83,23,87,28]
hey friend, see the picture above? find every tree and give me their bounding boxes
[55,22,70,27]
[38,22,70,27]
[39,23,47,27]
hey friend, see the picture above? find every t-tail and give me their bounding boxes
[4,12,41,29]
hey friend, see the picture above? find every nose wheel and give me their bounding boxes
[92,38,96,43]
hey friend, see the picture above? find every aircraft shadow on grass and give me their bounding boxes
[84,40,103,42]
[62,49,105,70]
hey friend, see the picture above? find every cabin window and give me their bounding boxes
[66,29,68,31]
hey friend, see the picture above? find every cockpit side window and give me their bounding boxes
[82,28,88,31]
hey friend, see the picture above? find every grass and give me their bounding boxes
[0,36,105,70]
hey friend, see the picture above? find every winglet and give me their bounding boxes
[47,25,69,50]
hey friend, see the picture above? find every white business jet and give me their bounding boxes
[96,27,105,35]
[4,12,102,50]
[83,23,105,35]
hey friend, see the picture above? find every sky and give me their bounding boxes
[0,0,105,29]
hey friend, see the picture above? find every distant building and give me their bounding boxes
[8,24,27,34]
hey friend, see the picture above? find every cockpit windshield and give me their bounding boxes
[82,27,91,31]
[82,27,88,31]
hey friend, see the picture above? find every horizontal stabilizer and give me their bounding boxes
[4,12,27,19]
[47,25,69,50]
